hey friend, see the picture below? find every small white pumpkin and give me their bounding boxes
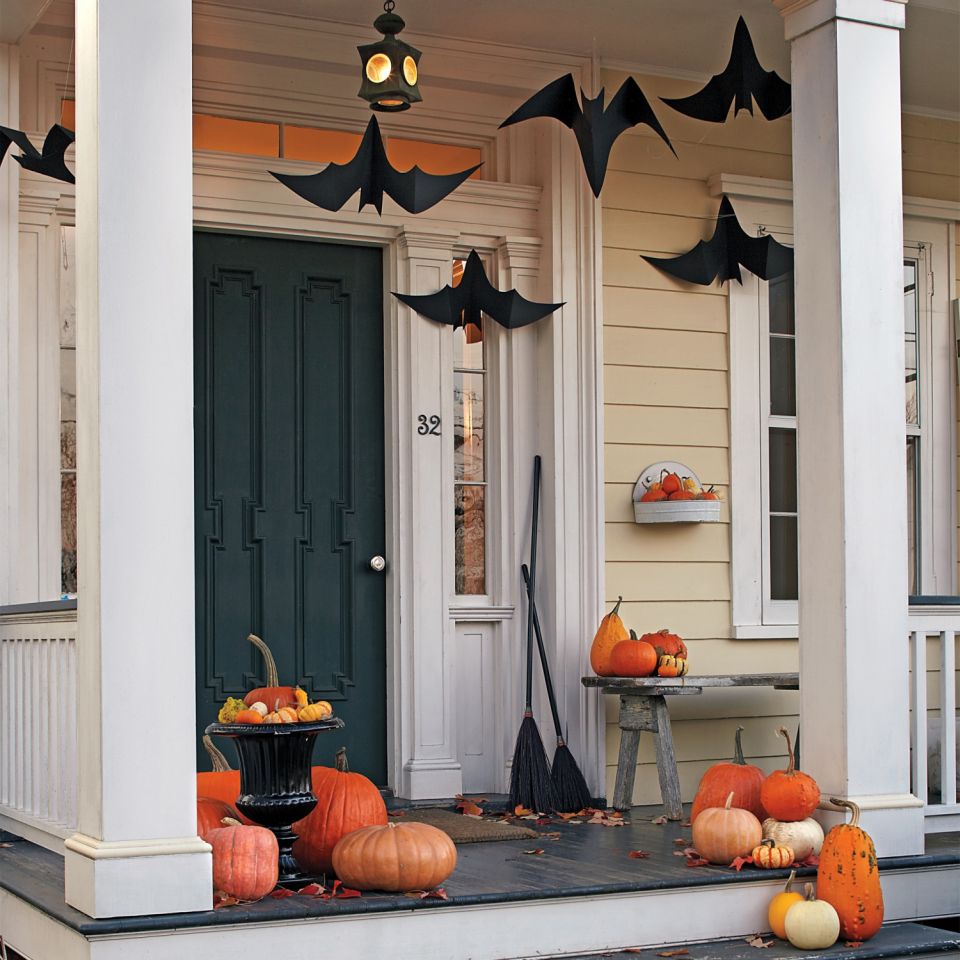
[762,816,824,861]
[250,701,269,717]
[784,883,840,949]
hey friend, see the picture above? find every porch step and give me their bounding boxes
[561,922,960,960]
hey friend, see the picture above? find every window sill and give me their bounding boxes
[732,623,799,640]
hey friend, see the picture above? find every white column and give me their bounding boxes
[393,228,463,800]
[0,43,19,606]
[776,0,924,855]
[64,0,212,916]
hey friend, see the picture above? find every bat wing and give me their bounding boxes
[734,230,794,281]
[0,125,40,165]
[606,77,676,158]
[475,282,563,329]
[643,236,725,286]
[393,287,462,327]
[745,62,791,121]
[499,73,581,130]
[42,124,75,158]
[661,71,737,124]
[382,162,482,215]
[20,123,75,184]
[270,149,368,212]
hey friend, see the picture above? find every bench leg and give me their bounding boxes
[651,696,683,821]
[613,725,641,811]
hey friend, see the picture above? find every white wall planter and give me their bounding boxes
[632,461,721,524]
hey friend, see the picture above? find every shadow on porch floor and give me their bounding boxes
[1,804,957,941]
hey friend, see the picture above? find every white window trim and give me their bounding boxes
[722,176,959,638]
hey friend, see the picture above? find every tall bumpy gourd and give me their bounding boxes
[292,747,388,873]
[817,798,884,942]
[690,726,767,824]
[760,727,820,821]
[590,597,630,676]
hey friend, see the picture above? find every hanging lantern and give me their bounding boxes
[357,1,422,113]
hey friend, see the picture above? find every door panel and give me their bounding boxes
[194,233,387,783]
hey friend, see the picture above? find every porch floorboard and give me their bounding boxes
[1,805,957,938]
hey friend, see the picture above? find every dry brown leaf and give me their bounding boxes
[746,934,774,948]
[672,837,690,845]
[523,848,545,855]
[844,942,864,949]
[514,805,533,817]
[542,831,562,840]
[623,950,644,955]
[684,857,710,867]
[657,950,690,957]
[297,883,325,896]
[455,798,485,817]
[651,815,668,825]
[729,855,753,871]
[388,809,407,818]
[557,810,585,821]
[627,850,651,859]
[0,842,12,848]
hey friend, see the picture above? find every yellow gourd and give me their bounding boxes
[590,597,630,676]
[298,701,333,722]
[217,697,246,723]
[768,869,803,939]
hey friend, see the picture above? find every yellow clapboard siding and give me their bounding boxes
[604,365,729,408]
[902,170,960,203]
[604,209,719,255]
[605,246,730,294]
[603,327,728,371]
[605,517,730,562]
[902,135,960,179]
[606,561,730,602]
[601,171,716,218]
[603,686,801,725]
[902,113,960,144]
[612,600,732,640]
[604,405,729,447]
[605,444,729,485]
[603,285,729,333]
[605,485,730,526]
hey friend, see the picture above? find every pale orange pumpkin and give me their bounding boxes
[332,821,457,892]
[207,820,278,900]
[691,791,763,865]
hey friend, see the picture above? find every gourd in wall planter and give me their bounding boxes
[207,819,279,901]
[767,869,803,940]
[817,798,884,942]
[690,726,767,824]
[760,727,820,821]
[292,747,388,874]
[590,597,630,676]
[332,821,457,892]
[784,883,840,949]
[691,791,762,865]
[762,816,823,861]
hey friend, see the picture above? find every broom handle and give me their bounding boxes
[522,564,564,743]
[525,456,541,711]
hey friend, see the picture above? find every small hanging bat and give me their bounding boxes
[499,73,676,197]
[643,195,793,286]
[393,249,563,330]
[661,16,791,123]
[271,115,480,216]
[0,124,75,184]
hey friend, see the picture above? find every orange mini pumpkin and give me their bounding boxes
[233,708,264,724]
[640,488,668,503]
[751,838,795,869]
[760,727,820,822]
[590,597,630,677]
[661,471,682,496]
[608,630,658,677]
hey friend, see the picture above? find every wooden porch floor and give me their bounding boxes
[1,804,958,938]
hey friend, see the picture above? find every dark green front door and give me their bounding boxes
[194,232,387,784]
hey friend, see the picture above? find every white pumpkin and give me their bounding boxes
[762,816,824,861]
[784,884,840,949]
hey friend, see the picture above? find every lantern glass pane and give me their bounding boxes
[366,53,392,83]
[403,56,418,84]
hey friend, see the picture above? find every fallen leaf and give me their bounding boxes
[673,837,689,845]
[746,934,774,948]
[729,855,754,871]
[797,852,820,867]
[426,887,449,900]
[213,893,239,908]
[456,793,488,804]
[610,810,623,819]
[681,847,700,857]
[672,851,687,857]
[337,886,362,899]
[657,950,690,957]
[269,888,296,899]
[535,817,554,825]
[628,850,651,859]
[681,819,692,827]
[542,831,562,841]
[684,857,710,867]
[0,842,12,849]
[651,815,668,825]
[844,942,864,949]
[388,809,407,817]
[297,883,325,896]
[455,799,485,817]
[557,810,585,821]
[514,805,533,817]
[523,848,545,855]
[623,950,644,955]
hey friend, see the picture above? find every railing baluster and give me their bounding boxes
[941,630,957,806]
[910,630,928,805]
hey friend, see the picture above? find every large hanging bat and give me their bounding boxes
[499,73,676,198]
[661,17,791,122]
[643,195,793,286]
[393,249,563,330]
[0,124,75,184]
[271,116,480,216]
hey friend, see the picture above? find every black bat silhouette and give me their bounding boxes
[643,195,793,285]
[271,116,480,216]
[0,124,75,184]
[499,73,675,197]
[661,16,791,122]
[393,249,563,330]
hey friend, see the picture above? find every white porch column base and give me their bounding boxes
[64,836,212,919]
[775,0,919,856]
[401,759,464,801]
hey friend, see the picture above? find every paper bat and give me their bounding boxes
[643,195,793,286]
[661,16,791,122]
[271,116,480,216]
[393,249,563,330]
[499,73,676,197]
[0,124,75,184]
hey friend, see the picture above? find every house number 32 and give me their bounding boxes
[417,414,441,436]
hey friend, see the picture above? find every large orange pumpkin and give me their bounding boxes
[590,597,630,676]
[293,747,388,874]
[207,820,278,900]
[608,630,658,677]
[332,821,457,892]
[196,736,254,825]
[243,633,299,708]
[639,628,688,661]
[760,728,820,822]
[691,791,762,865]
[817,798,884,942]
[197,797,240,840]
[690,726,767,824]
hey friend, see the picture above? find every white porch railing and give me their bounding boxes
[909,604,959,833]
[0,605,78,852]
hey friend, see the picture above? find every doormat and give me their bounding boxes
[399,808,539,844]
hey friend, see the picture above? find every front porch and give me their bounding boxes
[2,804,958,960]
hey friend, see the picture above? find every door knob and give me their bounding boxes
[369,555,386,572]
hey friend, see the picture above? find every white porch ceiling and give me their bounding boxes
[208,0,960,118]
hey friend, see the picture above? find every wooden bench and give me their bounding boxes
[581,673,799,819]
